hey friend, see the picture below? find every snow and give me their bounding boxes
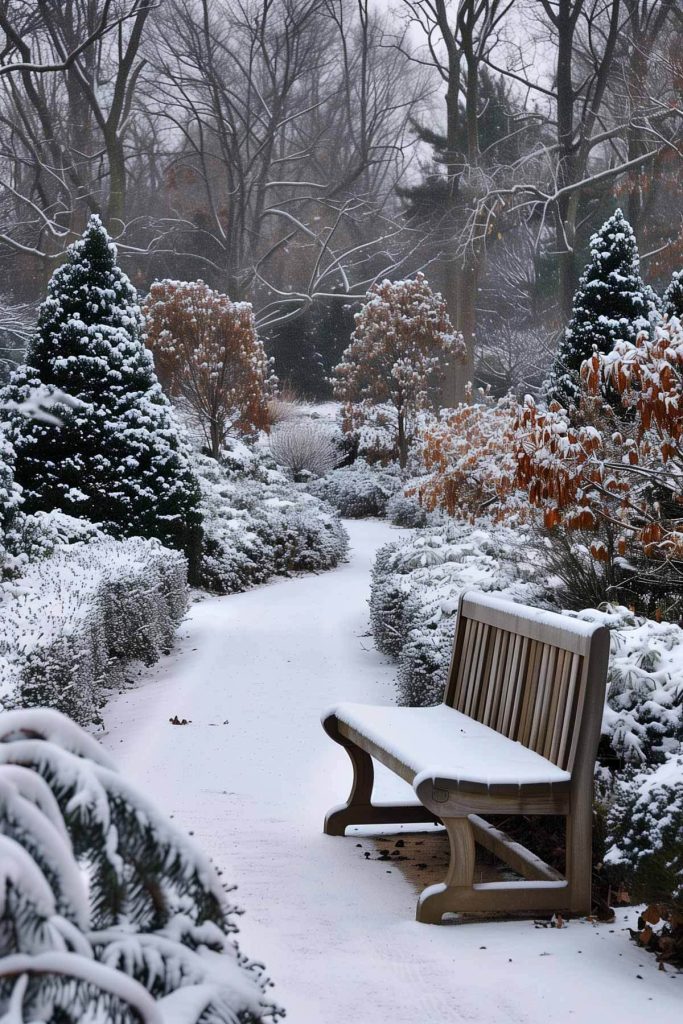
[100,519,681,1024]
[460,589,600,638]
[330,702,571,786]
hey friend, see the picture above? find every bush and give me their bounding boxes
[269,417,341,479]
[0,537,188,725]
[386,488,432,528]
[369,520,546,704]
[195,444,348,594]
[566,605,683,765]
[308,459,401,518]
[605,754,683,908]
[0,707,281,1022]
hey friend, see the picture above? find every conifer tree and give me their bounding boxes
[663,270,683,319]
[546,209,655,407]
[3,216,202,564]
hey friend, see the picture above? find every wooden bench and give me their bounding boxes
[322,590,610,923]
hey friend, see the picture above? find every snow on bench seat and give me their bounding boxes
[329,702,572,790]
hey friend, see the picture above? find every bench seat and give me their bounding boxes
[329,702,572,791]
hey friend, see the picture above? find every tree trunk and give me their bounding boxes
[455,258,477,402]
[397,408,408,469]
[555,0,578,321]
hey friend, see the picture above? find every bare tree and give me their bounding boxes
[0,0,155,266]
[143,0,426,322]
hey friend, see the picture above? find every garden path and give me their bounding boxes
[101,519,680,1024]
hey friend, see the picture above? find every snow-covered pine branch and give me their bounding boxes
[0,707,282,1024]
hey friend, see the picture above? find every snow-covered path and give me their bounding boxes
[101,520,680,1023]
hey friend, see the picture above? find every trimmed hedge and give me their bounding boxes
[0,537,187,725]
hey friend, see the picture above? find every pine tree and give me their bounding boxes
[663,270,683,319]
[546,209,656,407]
[3,216,202,565]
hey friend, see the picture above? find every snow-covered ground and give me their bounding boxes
[100,519,681,1023]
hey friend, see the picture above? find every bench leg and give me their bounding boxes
[565,805,593,914]
[416,816,476,924]
[323,732,438,835]
[324,740,374,835]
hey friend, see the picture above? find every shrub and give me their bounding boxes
[386,488,432,527]
[417,392,529,523]
[269,418,341,480]
[567,605,683,765]
[0,707,281,1022]
[0,537,188,725]
[369,520,546,704]
[308,459,400,518]
[342,402,400,465]
[195,446,348,594]
[144,279,272,458]
[605,754,683,909]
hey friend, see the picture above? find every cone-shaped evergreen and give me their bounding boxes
[663,270,683,319]
[3,216,201,556]
[547,209,655,406]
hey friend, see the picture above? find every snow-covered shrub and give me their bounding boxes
[417,392,531,524]
[386,488,432,528]
[343,402,400,465]
[605,754,683,906]
[269,417,341,479]
[0,538,187,725]
[567,605,683,764]
[13,509,106,563]
[308,458,400,518]
[195,446,348,594]
[370,521,546,704]
[0,707,281,1023]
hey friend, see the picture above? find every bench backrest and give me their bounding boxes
[445,592,610,774]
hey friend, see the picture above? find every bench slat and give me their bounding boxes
[556,651,582,769]
[543,646,567,760]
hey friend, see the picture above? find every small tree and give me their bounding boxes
[546,209,655,408]
[333,274,464,468]
[3,217,202,568]
[663,270,683,319]
[145,280,271,458]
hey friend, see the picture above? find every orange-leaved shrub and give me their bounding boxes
[417,390,530,522]
[145,280,272,458]
[513,318,683,613]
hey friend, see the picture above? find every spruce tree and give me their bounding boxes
[3,216,202,562]
[663,270,683,319]
[546,209,655,407]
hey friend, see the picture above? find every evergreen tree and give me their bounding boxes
[663,270,683,319]
[3,216,202,564]
[547,209,656,407]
